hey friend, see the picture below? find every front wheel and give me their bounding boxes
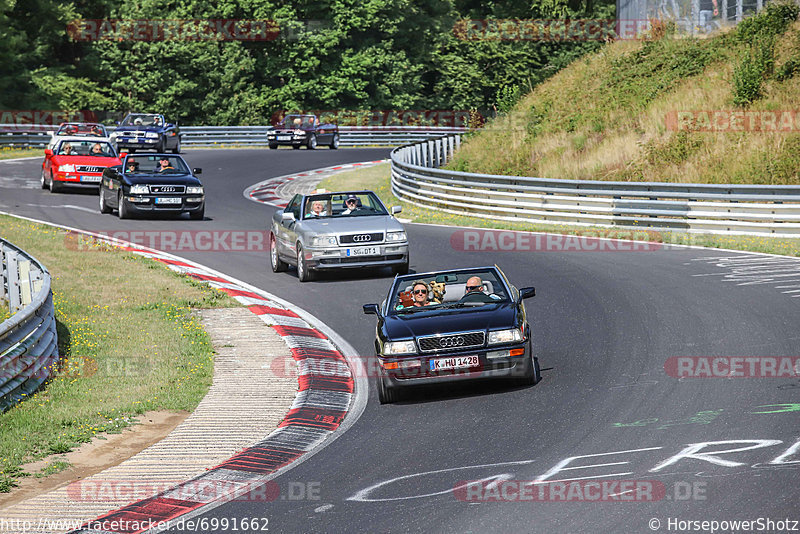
[171,138,181,154]
[378,377,400,404]
[189,206,204,220]
[329,133,339,149]
[292,144,301,150]
[296,244,314,282]
[49,174,61,193]
[269,143,278,150]
[41,169,48,190]
[117,192,130,219]
[99,188,112,214]
[306,134,317,150]
[270,233,288,272]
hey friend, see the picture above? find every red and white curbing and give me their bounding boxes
[244,160,388,207]
[0,220,358,534]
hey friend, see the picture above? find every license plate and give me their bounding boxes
[80,175,100,183]
[277,135,291,141]
[155,197,181,205]
[429,355,480,371]
[347,247,379,257]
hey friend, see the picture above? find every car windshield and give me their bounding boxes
[123,155,189,174]
[283,115,315,128]
[56,140,116,157]
[303,192,387,219]
[56,123,106,137]
[121,114,162,127]
[390,268,510,314]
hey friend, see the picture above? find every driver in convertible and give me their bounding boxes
[464,276,501,300]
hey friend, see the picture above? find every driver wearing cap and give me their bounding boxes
[342,194,360,215]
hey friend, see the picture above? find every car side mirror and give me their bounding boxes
[193,168,202,174]
[519,287,536,300]
[119,151,128,158]
[115,120,120,125]
[391,206,402,215]
[363,304,381,316]
[44,149,53,156]
[46,131,54,136]
[281,212,295,223]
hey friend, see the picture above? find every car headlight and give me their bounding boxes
[386,231,407,242]
[129,184,149,194]
[384,340,417,356]
[59,164,75,173]
[186,186,204,194]
[310,235,337,247]
[145,132,159,138]
[488,328,523,345]
[293,129,305,135]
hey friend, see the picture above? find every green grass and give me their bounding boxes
[448,2,800,185]
[0,148,41,160]
[0,214,239,490]
[318,163,800,257]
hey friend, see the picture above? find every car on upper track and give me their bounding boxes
[41,137,122,193]
[46,122,108,149]
[111,113,181,154]
[270,190,409,281]
[98,153,204,220]
[267,114,339,149]
[363,265,539,403]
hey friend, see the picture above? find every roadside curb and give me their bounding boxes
[244,160,388,207]
[0,212,363,534]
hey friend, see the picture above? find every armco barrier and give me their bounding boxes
[390,134,800,237]
[0,125,467,149]
[0,239,59,412]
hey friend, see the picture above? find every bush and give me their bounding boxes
[736,0,799,42]
[732,36,775,106]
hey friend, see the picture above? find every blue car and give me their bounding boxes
[363,265,539,403]
[112,113,181,154]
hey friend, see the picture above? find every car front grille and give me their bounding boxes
[339,232,384,244]
[149,185,185,194]
[77,166,104,173]
[418,331,486,353]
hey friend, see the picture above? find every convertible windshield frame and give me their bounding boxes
[387,266,512,316]
[300,191,389,220]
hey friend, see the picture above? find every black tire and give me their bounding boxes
[329,133,339,149]
[127,147,136,154]
[292,144,301,150]
[99,188,112,214]
[49,174,61,193]
[155,138,164,152]
[40,169,48,190]
[117,192,130,219]
[393,260,409,276]
[378,377,400,404]
[171,138,181,154]
[269,144,278,150]
[306,134,317,150]
[270,233,288,272]
[512,342,539,386]
[189,206,204,220]
[296,244,314,282]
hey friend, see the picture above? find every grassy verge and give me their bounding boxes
[449,3,800,185]
[318,163,800,257]
[0,214,239,492]
[0,148,42,160]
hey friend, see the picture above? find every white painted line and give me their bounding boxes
[0,156,42,163]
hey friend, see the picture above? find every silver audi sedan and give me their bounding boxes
[269,190,410,282]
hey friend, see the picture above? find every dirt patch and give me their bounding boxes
[0,410,189,511]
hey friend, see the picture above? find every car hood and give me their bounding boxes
[124,173,201,186]
[117,126,164,132]
[383,302,517,339]
[51,155,121,166]
[301,215,404,234]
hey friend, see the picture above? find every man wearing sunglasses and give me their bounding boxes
[410,281,432,307]
[464,276,502,301]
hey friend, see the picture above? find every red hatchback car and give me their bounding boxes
[41,137,123,193]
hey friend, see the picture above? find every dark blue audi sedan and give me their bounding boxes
[363,265,539,403]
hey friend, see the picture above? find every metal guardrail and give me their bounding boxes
[0,239,59,412]
[390,134,800,237]
[0,125,467,149]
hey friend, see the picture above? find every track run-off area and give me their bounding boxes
[1,148,799,533]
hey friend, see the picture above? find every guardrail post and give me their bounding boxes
[427,140,435,168]
[736,0,743,21]
[18,260,31,307]
[0,245,6,304]
[415,143,422,166]
[7,252,20,314]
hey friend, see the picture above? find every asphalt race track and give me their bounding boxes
[2,149,799,533]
